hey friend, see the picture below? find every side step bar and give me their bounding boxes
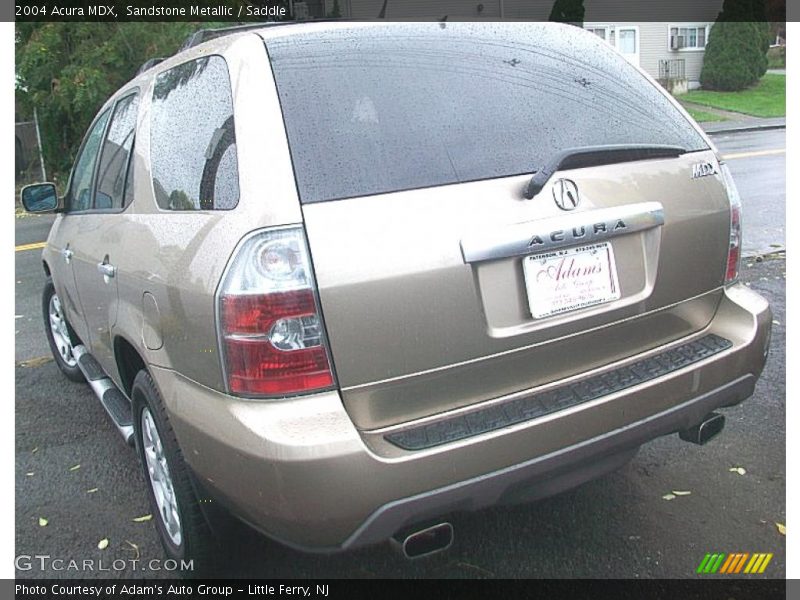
[73,345,134,446]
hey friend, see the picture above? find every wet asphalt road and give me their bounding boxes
[15,129,785,578]
[711,128,785,258]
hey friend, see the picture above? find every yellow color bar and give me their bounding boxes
[15,241,46,252]
[744,554,762,574]
[758,553,774,574]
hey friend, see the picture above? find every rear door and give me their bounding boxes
[266,23,730,429]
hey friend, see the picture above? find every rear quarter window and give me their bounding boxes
[150,55,240,211]
[267,23,708,204]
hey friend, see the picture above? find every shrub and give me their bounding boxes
[548,0,584,24]
[701,21,768,90]
[700,0,770,91]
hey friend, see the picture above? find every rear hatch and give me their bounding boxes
[265,23,731,430]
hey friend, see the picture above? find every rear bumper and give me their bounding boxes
[153,283,770,552]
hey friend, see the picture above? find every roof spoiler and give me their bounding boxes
[139,20,360,75]
[137,58,165,75]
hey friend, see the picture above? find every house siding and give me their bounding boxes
[339,0,723,20]
[499,0,551,19]
[584,22,712,88]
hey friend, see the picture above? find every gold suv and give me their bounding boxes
[22,22,771,564]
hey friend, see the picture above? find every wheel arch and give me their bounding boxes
[114,335,147,398]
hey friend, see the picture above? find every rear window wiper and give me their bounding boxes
[524,144,687,199]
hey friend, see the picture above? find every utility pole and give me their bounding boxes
[33,107,47,181]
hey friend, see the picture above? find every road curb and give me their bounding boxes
[705,123,786,136]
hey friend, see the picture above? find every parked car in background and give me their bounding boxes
[21,22,771,565]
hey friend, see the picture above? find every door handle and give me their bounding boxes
[97,262,116,279]
[62,248,73,263]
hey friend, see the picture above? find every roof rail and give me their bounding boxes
[137,57,165,75]
[179,22,293,52]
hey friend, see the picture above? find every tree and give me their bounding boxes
[700,0,770,90]
[15,23,210,177]
[328,0,342,17]
[548,0,584,25]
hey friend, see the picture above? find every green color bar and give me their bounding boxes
[697,553,713,574]
[705,554,720,573]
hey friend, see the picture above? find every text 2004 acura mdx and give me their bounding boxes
[22,22,771,563]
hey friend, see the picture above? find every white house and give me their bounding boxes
[583,22,714,91]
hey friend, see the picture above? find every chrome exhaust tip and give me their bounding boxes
[680,412,725,445]
[391,522,454,559]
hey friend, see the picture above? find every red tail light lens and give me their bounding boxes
[217,228,334,396]
[720,164,742,284]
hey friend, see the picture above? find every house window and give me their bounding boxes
[586,27,608,41]
[670,25,708,50]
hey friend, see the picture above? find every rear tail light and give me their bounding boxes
[217,227,334,396]
[720,163,742,284]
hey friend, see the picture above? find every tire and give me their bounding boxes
[42,277,84,382]
[131,370,215,571]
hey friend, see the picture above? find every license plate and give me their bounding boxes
[522,242,621,319]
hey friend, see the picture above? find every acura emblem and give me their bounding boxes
[553,179,580,211]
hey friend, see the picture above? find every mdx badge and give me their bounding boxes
[692,161,719,179]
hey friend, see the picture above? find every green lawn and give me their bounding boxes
[682,107,728,123]
[681,74,785,118]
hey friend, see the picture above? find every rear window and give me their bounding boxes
[267,23,708,204]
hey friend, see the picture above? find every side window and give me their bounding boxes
[150,56,240,211]
[67,109,111,212]
[94,93,139,211]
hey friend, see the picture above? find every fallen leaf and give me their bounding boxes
[132,514,152,523]
[773,320,780,326]
[97,538,109,550]
[125,540,140,560]
[68,464,81,472]
[31,447,39,454]
[86,488,98,494]
[729,467,747,475]
[18,356,53,368]
[776,523,786,536]
[662,493,676,501]
[672,490,692,496]
[26,472,34,477]
[38,517,48,527]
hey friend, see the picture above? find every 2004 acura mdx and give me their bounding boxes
[22,22,771,564]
